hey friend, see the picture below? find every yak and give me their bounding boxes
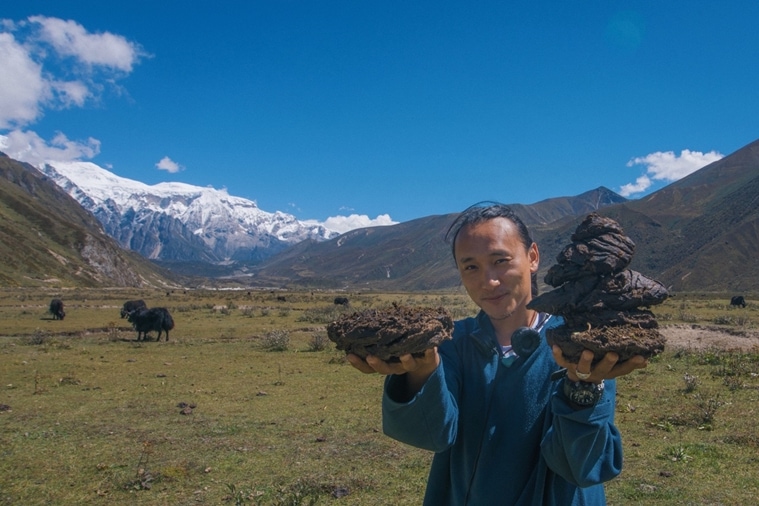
[120,299,147,318]
[730,295,747,308]
[334,296,350,306]
[127,307,175,341]
[49,299,65,320]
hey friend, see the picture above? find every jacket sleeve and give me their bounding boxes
[382,354,461,452]
[539,379,623,487]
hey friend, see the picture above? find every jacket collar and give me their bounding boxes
[468,310,501,357]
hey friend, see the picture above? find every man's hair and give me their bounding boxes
[445,202,538,296]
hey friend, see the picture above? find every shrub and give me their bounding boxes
[308,333,329,352]
[24,328,50,346]
[683,372,698,393]
[262,330,290,351]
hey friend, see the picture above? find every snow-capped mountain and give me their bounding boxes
[38,161,339,263]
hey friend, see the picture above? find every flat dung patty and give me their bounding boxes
[327,304,454,361]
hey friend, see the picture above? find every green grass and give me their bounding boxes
[1,289,757,505]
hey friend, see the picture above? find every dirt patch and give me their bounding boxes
[660,325,759,352]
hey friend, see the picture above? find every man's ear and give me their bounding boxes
[529,242,540,273]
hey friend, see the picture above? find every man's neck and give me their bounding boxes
[491,309,536,347]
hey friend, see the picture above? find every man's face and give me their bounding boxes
[454,217,539,322]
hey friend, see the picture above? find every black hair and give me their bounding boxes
[445,201,539,296]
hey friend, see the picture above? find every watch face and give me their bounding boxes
[572,389,599,405]
[566,380,604,406]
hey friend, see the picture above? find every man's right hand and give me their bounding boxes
[347,347,439,375]
[347,347,440,396]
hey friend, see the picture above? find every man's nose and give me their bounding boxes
[482,267,500,287]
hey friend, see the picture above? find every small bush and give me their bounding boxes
[308,333,329,352]
[262,330,290,351]
[107,321,120,341]
[683,372,698,393]
[24,328,50,346]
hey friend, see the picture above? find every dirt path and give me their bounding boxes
[660,324,759,352]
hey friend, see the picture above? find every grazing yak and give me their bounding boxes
[49,299,65,320]
[334,296,350,306]
[127,307,175,341]
[730,295,747,308]
[120,299,147,318]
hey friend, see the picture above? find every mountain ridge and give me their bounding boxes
[38,160,339,263]
[0,153,176,287]
[2,137,758,292]
[244,187,628,290]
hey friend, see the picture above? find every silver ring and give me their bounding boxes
[575,370,592,381]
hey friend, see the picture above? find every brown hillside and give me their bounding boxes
[0,153,176,288]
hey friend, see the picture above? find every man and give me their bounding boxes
[348,203,647,505]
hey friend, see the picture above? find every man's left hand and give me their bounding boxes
[552,346,648,383]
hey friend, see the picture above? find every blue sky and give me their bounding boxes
[1,1,757,230]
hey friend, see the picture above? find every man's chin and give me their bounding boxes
[484,308,515,321]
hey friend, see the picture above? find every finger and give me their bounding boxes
[593,351,620,377]
[575,349,594,375]
[346,354,377,374]
[366,354,408,375]
[552,345,568,367]
[398,353,418,370]
[607,355,649,379]
[399,348,440,374]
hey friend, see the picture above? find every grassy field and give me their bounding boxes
[1,288,758,505]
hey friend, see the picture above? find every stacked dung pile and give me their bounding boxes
[527,213,668,363]
[327,303,453,362]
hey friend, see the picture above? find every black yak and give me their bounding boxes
[730,295,747,308]
[120,299,147,318]
[127,307,175,341]
[49,299,65,320]
[334,296,350,306]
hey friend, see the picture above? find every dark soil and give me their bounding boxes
[327,304,453,361]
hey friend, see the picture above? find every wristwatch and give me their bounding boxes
[563,378,605,409]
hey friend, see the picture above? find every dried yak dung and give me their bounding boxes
[327,303,453,362]
[528,213,668,363]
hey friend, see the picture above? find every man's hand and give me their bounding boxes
[347,347,441,397]
[347,347,440,375]
[552,346,648,384]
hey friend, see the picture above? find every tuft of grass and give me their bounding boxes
[261,329,290,351]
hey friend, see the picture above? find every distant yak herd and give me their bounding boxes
[48,298,174,342]
[45,294,355,342]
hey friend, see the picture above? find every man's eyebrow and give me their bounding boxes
[457,250,510,264]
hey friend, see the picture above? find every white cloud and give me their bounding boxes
[156,156,184,173]
[619,175,652,196]
[28,16,144,72]
[0,130,100,167]
[0,32,49,128]
[309,213,398,234]
[619,149,724,197]
[0,16,145,129]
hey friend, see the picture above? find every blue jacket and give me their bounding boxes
[383,312,622,505]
